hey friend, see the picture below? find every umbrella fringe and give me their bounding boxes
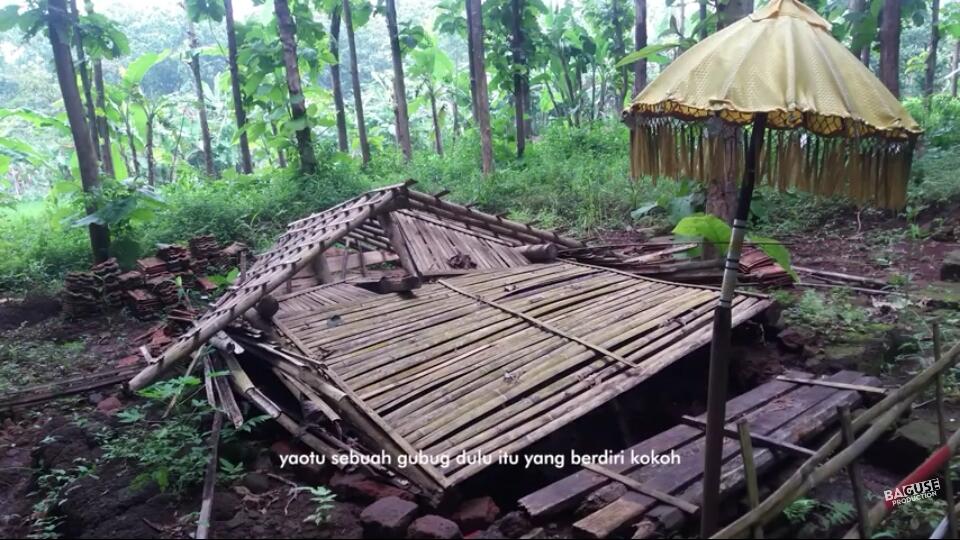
[628,118,916,210]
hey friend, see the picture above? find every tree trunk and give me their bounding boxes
[48,0,109,262]
[924,0,941,105]
[271,122,287,168]
[342,0,371,165]
[633,0,647,96]
[385,0,412,161]
[879,0,901,98]
[83,0,113,177]
[848,0,871,66]
[188,19,216,177]
[452,98,460,137]
[698,0,708,39]
[708,0,751,224]
[467,0,494,174]
[429,88,443,155]
[93,61,114,177]
[330,5,349,153]
[612,0,627,108]
[69,0,100,163]
[466,0,479,123]
[511,0,525,157]
[225,0,253,173]
[146,114,156,186]
[274,0,317,174]
[952,39,960,98]
[124,112,140,176]
[717,0,752,30]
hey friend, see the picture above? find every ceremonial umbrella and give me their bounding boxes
[620,0,921,535]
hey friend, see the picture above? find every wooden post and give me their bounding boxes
[311,253,332,284]
[737,419,763,539]
[196,410,223,539]
[840,405,870,539]
[377,211,419,276]
[935,322,959,540]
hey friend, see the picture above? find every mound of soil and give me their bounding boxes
[0,295,61,331]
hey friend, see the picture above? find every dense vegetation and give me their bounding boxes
[1,0,959,294]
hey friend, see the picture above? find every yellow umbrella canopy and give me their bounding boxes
[622,0,922,209]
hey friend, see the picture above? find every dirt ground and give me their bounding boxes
[1,203,958,539]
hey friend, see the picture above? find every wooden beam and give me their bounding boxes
[377,211,419,277]
[776,376,887,395]
[679,415,815,458]
[580,462,699,515]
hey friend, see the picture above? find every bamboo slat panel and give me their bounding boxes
[393,210,531,273]
[275,282,380,318]
[275,262,773,486]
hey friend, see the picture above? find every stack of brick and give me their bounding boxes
[92,258,124,308]
[189,235,222,269]
[126,289,162,319]
[157,244,191,272]
[63,272,101,318]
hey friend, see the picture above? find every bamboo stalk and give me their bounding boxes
[737,419,763,539]
[840,405,870,539]
[195,410,223,540]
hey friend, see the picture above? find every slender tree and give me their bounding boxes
[952,39,960,98]
[329,4,349,152]
[633,0,646,95]
[708,0,752,223]
[68,0,100,162]
[342,0,371,164]
[187,18,216,177]
[698,0,708,39]
[467,0,493,174]
[925,0,941,105]
[510,0,526,157]
[879,0,901,97]
[848,0,871,66]
[224,0,253,173]
[48,0,110,262]
[274,0,317,174]
[385,0,413,160]
[81,0,116,177]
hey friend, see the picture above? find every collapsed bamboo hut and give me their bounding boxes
[128,182,773,498]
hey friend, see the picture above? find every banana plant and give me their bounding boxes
[408,36,454,155]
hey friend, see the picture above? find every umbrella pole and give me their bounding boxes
[700,113,767,538]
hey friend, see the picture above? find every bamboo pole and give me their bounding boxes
[737,419,763,539]
[934,322,959,540]
[580,462,699,514]
[714,338,960,538]
[840,405,870,539]
[196,410,223,540]
[775,376,887,395]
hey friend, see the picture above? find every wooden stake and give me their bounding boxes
[935,322,959,540]
[196,410,223,540]
[737,419,763,539]
[839,405,870,540]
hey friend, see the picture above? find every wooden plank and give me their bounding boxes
[776,375,887,395]
[581,462,699,515]
[518,379,799,518]
[679,415,816,457]
[572,371,870,538]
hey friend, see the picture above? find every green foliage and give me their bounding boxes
[294,486,337,526]
[783,498,818,524]
[777,289,871,339]
[671,214,796,279]
[28,460,98,539]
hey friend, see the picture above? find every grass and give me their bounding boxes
[2,118,960,295]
